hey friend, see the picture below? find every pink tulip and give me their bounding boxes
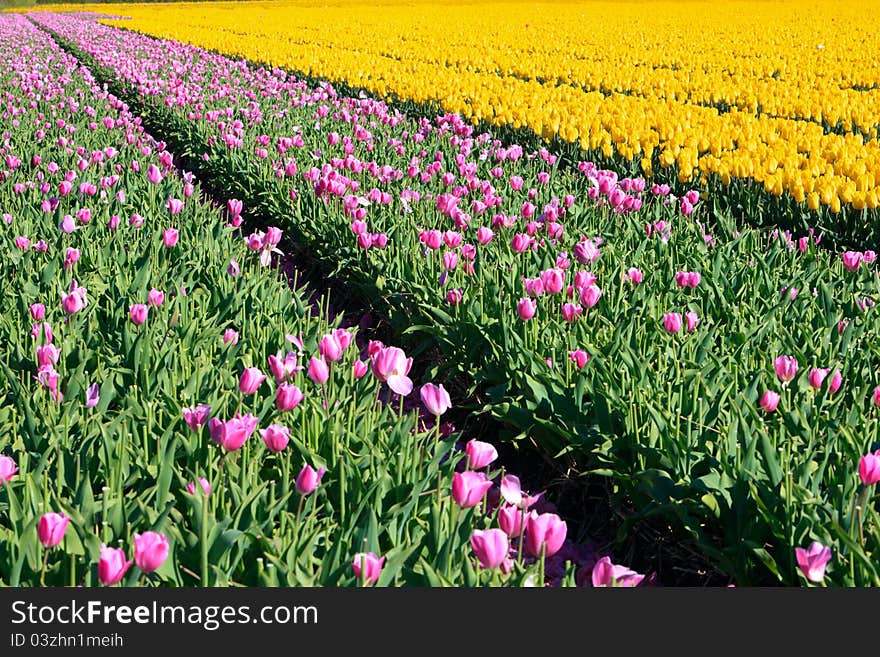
[663,312,682,333]
[569,349,590,369]
[795,542,831,583]
[420,383,452,416]
[260,424,291,453]
[370,346,413,396]
[625,267,643,284]
[134,531,170,573]
[145,288,164,308]
[38,512,70,548]
[352,552,385,585]
[162,228,179,248]
[167,198,184,216]
[685,311,700,332]
[296,464,327,495]
[842,251,863,272]
[591,556,645,587]
[541,269,564,295]
[318,333,344,362]
[497,504,525,537]
[276,383,304,411]
[98,545,132,586]
[828,370,842,394]
[859,452,880,485]
[267,352,299,383]
[808,368,829,390]
[353,360,369,379]
[222,329,239,345]
[186,477,211,497]
[465,439,498,469]
[774,356,799,383]
[873,386,880,407]
[30,303,45,321]
[211,414,258,452]
[759,390,780,413]
[85,382,100,409]
[579,284,602,308]
[129,304,148,325]
[147,164,163,184]
[239,367,266,395]
[516,297,537,321]
[525,511,567,557]
[451,471,493,508]
[471,529,510,569]
[308,356,330,385]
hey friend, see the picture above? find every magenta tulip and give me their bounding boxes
[774,356,799,383]
[464,439,498,469]
[451,471,493,508]
[471,529,510,569]
[828,370,842,394]
[222,329,239,345]
[186,477,211,497]
[808,368,829,389]
[38,512,70,548]
[859,452,880,485]
[352,552,385,585]
[685,311,700,332]
[134,531,169,573]
[497,504,525,537]
[420,383,452,416]
[276,383,304,412]
[147,288,164,308]
[525,511,567,557]
[318,333,344,362]
[569,349,590,369]
[759,390,780,413]
[591,556,645,587]
[795,542,832,583]
[98,545,132,586]
[296,464,327,495]
[370,346,413,396]
[85,382,100,409]
[239,366,266,395]
[516,297,537,321]
[663,312,682,334]
[260,424,291,453]
[129,304,148,325]
[308,356,330,385]
[182,404,211,432]
[162,227,179,248]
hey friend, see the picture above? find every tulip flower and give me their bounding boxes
[133,531,170,574]
[525,511,567,557]
[147,288,164,307]
[222,329,239,346]
[859,452,880,485]
[352,552,385,586]
[579,284,602,308]
[795,542,831,583]
[421,383,452,416]
[808,368,829,389]
[471,529,510,569]
[828,370,842,394]
[296,464,327,495]
[38,512,70,548]
[186,477,211,497]
[85,382,100,409]
[759,390,780,413]
[210,414,258,452]
[498,504,525,537]
[182,404,211,432]
[129,304,148,325]
[591,556,645,587]
[516,297,537,321]
[239,367,267,395]
[260,424,291,453]
[162,228,179,248]
[774,356,799,383]
[353,360,369,378]
[276,383,304,411]
[569,349,590,369]
[464,439,498,469]
[98,544,132,586]
[370,346,413,396]
[318,333,344,362]
[663,312,682,334]
[30,303,45,321]
[625,267,643,284]
[873,386,880,407]
[451,471,493,508]
[308,356,330,385]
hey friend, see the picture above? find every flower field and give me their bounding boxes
[2,2,880,587]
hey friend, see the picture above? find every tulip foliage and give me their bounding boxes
[6,8,880,587]
[1,15,592,588]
